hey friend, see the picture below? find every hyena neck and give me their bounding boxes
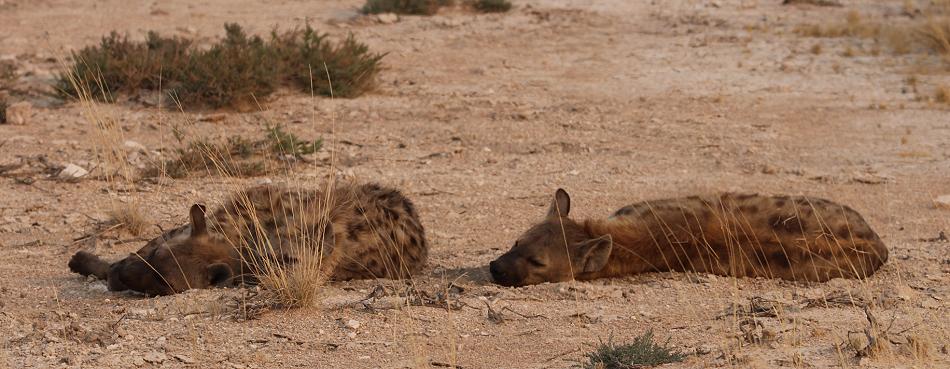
[579,218,661,279]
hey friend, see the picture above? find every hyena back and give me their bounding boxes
[489,190,887,286]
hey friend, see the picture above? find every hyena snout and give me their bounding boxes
[489,257,523,287]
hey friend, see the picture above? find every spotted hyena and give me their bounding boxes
[69,182,428,295]
[489,189,888,286]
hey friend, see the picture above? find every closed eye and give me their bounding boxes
[527,258,545,267]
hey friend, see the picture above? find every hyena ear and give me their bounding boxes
[547,188,571,218]
[207,263,233,286]
[320,222,335,257]
[574,234,612,273]
[189,204,207,236]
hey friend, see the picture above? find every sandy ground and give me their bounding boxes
[1,0,949,368]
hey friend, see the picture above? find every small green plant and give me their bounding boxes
[58,24,384,109]
[361,0,453,15]
[0,99,7,124]
[1,60,14,124]
[470,0,512,13]
[145,125,321,179]
[265,124,322,157]
[147,136,263,178]
[576,331,686,369]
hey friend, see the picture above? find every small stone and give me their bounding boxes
[5,101,32,125]
[123,140,147,153]
[344,319,361,330]
[935,195,950,210]
[58,163,89,179]
[376,13,398,24]
[143,351,166,364]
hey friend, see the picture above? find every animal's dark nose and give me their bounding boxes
[489,260,503,279]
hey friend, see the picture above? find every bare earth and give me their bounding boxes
[1,0,948,368]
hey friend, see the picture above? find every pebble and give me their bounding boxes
[377,13,398,24]
[344,319,361,330]
[58,163,89,179]
[123,140,147,153]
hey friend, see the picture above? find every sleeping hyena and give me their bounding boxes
[489,189,888,286]
[69,182,428,296]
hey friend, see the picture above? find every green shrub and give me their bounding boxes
[1,60,16,124]
[56,31,192,101]
[274,27,385,98]
[361,0,453,15]
[577,331,686,369]
[169,24,278,109]
[58,24,384,109]
[470,0,512,13]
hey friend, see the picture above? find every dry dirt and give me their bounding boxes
[1,0,949,368]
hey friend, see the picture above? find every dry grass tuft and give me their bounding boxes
[57,24,384,109]
[920,17,950,56]
[901,335,933,361]
[794,4,950,67]
[107,203,148,236]
[361,0,453,15]
[936,85,950,103]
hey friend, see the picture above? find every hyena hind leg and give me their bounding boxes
[68,251,111,280]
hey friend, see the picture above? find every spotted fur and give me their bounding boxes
[489,189,888,286]
[68,182,428,295]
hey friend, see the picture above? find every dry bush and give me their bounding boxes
[58,24,384,109]
[362,0,453,15]
[272,27,386,98]
[578,331,686,369]
[55,31,192,102]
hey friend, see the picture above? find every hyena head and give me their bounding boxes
[489,189,613,287]
[105,204,235,296]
